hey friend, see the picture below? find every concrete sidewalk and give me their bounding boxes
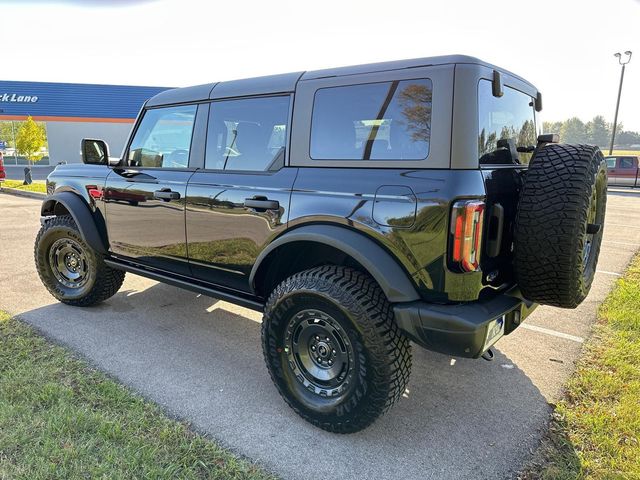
[1,190,639,480]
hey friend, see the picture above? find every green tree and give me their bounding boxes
[585,115,610,147]
[16,116,46,165]
[543,121,563,135]
[617,130,640,146]
[560,117,587,143]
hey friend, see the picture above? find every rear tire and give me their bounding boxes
[514,144,607,308]
[261,266,412,433]
[34,215,125,307]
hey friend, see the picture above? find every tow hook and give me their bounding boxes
[481,348,495,361]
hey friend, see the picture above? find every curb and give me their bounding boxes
[0,187,46,200]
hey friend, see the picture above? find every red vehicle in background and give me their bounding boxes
[606,155,640,187]
[0,152,6,183]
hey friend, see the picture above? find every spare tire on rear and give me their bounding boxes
[514,144,607,308]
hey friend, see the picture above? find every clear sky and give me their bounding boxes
[2,0,639,131]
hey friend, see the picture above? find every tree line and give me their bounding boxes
[543,116,640,148]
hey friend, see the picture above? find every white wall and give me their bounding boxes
[46,121,134,164]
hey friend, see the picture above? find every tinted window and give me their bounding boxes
[606,157,616,168]
[310,79,432,161]
[205,96,289,171]
[619,157,635,169]
[128,105,196,168]
[478,80,537,165]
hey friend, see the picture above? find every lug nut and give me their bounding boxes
[311,345,316,351]
[328,360,333,366]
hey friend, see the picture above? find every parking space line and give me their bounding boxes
[603,240,639,247]
[606,223,640,229]
[520,323,584,343]
[596,270,622,277]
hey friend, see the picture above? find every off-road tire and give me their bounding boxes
[514,144,607,308]
[34,215,125,306]
[262,266,412,433]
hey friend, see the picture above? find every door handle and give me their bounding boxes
[244,197,279,211]
[154,189,181,201]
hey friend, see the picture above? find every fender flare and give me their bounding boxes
[250,225,420,303]
[41,192,108,254]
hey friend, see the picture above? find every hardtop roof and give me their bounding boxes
[146,55,534,107]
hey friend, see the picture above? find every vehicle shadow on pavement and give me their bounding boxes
[19,282,574,480]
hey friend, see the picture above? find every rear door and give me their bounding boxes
[617,156,639,186]
[185,95,295,293]
[104,104,204,275]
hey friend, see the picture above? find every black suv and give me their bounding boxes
[35,55,607,433]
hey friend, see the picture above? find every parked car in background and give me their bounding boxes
[0,152,6,182]
[606,155,639,187]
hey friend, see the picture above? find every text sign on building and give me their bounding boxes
[0,93,39,103]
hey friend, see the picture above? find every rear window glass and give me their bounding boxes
[478,80,537,165]
[310,79,432,161]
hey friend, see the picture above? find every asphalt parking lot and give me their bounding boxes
[1,189,639,480]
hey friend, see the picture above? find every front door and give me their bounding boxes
[185,95,295,293]
[104,104,199,275]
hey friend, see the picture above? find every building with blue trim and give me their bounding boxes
[0,80,169,165]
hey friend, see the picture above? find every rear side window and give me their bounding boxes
[128,105,197,168]
[619,157,635,168]
[205,96,290,171]
[310,79,432,161]
[478,80,537,165]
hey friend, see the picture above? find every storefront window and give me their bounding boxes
[0,119,50,165]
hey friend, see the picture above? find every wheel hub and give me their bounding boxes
[284,309,354,397]
[49,238,89,289]
[583,185,600,269]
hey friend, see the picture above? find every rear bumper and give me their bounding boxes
[393,288,538,358]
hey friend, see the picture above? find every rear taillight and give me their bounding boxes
[450,200,485,272]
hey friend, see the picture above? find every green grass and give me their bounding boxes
[0,311,274,480]
[520,254,640,479]
[1,179,47,193]
[600,149,640,157]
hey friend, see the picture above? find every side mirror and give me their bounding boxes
[81,138,110,165]
[534,92,543,112]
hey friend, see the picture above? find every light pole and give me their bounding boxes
[609,51,632,155]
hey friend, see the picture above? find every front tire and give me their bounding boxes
[34,215,125,307]
[261,266,412,433]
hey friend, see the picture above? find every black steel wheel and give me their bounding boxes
[262,266,412,433]
[285,309,355,398]
[34,215,125,306]
[48,237,90,289]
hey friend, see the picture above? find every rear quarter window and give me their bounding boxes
[310,79,432,161]
[478,79,537,165]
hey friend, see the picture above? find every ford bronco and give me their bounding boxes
[34,55,608,433]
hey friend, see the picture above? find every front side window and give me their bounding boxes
[478,80,537,165]
[606,157,616,168]
[205,96,290,171]
[128,105,197,168]
[310,79,432,161]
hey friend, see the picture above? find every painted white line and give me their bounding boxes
[603,240,639,247]
[607,223,640,229]
[596,270,622,277]
[520,323,584,343]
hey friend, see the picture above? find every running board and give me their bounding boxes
[104,258,264,312]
